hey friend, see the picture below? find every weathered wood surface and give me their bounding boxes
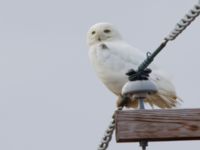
[115,109,200,142]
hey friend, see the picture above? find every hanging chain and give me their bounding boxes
[97,107,123,150]
[97,1,200,150]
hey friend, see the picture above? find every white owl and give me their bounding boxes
[87,22,180,108]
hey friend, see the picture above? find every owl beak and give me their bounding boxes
[98,37,102,42]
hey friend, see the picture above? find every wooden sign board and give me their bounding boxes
[115,109,200,142]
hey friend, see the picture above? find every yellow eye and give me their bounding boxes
[104,29,111,33]
[91,31,96,35]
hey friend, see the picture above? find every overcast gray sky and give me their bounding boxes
[0,0,200,150]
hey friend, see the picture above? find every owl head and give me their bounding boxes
[87,22,122,46]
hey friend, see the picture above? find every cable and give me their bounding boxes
[165,3,200,41]
[130,2,200,80]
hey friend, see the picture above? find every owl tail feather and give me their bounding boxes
[117,92,181,109]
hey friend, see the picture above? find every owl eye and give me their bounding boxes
[104,29,111,33]
[91,31,96,35]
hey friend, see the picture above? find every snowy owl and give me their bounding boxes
[87,22,180,108]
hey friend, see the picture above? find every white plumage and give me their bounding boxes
[87,22,180,108]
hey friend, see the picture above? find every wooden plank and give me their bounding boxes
[115,109,200,142]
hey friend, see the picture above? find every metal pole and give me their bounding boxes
[139,98,148,150]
